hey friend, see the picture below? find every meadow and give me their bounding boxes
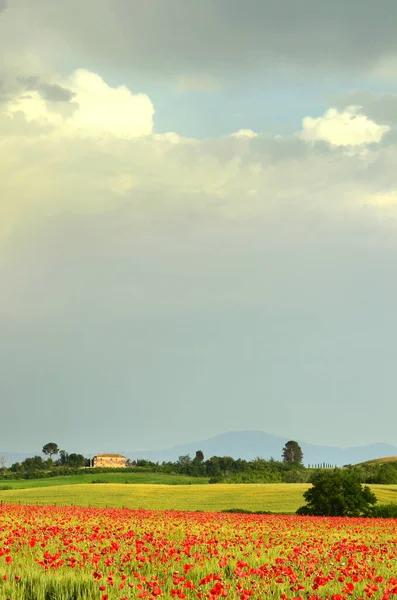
[2,503,397,600]
[1,483,397,513]
[0,471,208,489]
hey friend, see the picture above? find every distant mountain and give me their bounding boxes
[3,433,397,468]
[124,431,397,467]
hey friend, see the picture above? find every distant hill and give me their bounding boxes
[124,431,397,467]
[4,433,397,468]
[356,455,397,466]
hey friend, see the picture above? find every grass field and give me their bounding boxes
[357,455,397,465]
[0,471,208,489]
[0,483,307,512]
[1,482,397,513]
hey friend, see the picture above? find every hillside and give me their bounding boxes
[4,432,397,468]
[125,431,397,467]
[356,456,397,466]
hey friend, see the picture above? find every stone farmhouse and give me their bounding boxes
[92,453,126,468]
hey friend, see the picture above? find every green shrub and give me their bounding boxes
[297,469,377,517]
[371,503,397,518]
[208,476,224,484]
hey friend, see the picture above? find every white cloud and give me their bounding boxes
[231,129,258,138]
[301,106,390,147]
[4,69,154,139]
[367,191,397,207]
[1,67,397,245]
[5,90,64,127]
[66,70,154,138]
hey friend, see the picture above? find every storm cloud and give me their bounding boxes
[2,0,397,80]
[17,76,75,102]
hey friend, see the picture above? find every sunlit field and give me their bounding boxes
[0,472,208,489]
[2,503,397,599]
[1,483,397,513]
[0,484,307,513]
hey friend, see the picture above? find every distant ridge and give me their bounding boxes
[3,433,397,468]
[124,431,397,467]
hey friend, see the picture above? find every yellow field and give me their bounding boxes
[1,482,397,512]
[0,483,306,512]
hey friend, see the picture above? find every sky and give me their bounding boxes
[2,0,397,454]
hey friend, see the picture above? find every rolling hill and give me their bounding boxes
[124,431,397,467]
[4,432,397,467]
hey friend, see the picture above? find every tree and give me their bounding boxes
[176,455,192,474]
[67,453,88,468]
[193,450,204,463]
[297,469,377,517]
[177,455,192,467]
[282,441,303,465]
[57,450,68,466]
[22,456,46,472]
[375,464,397,485]
[42,442,59,458]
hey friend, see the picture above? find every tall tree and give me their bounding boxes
[42,442,59,458]
[282,440,303,465]
[194,450,204,463]
[58,450,68,465]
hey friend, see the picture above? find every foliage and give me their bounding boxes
[369,463,397,484]
[6,442,397,489]
[297,468,377,517]
[371,503,397,518]
[42,442,59,457]
[194,450,204,463]
[282,440,303,465]
[56,451,88,468]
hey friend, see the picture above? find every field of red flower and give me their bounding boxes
[1,503,397,600]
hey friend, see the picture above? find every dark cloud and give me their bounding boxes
[17,75,75,102]
[335,90,397,125]
[12,0,397,78]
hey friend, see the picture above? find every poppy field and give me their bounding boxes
[2,503,397,600]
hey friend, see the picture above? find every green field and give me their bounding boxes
[1,482,397,513]
[0,471,208,489]
[356,455,397,466]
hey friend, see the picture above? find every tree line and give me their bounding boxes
[2,440,397,486]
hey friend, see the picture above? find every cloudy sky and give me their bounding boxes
[2,0,397,455]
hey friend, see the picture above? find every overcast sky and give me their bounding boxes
[2,0,397,454]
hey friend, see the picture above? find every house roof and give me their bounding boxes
[95,454,126,458]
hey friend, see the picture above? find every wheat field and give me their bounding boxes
[1,482,397,513]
